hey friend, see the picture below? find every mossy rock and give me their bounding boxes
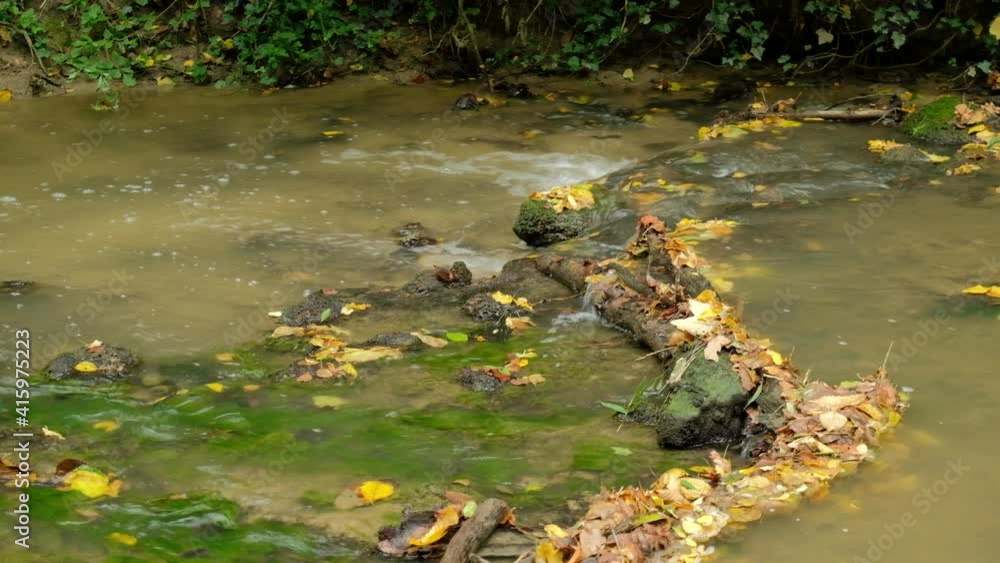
[901,96,968,146]
[633,351,749,449]
[512,198,596,247]
[45,344,140,383]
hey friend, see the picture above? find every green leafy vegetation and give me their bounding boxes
[1,1,1000,89]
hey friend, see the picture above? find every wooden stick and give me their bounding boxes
[440,498,509,563]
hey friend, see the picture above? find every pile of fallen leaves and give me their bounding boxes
[536,368,903,563]
[528,183,599,213]
[530,216,907,563]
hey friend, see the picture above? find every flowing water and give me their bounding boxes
[0,77,997,562]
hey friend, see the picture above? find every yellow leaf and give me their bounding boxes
[918,150,950,163]
[490,291,514,304]
[93,420,120,432]
[205,383,225,393]
[313,395,347,408]
[340,302,370,315]
[61,467,122,499]
[962,284,990,294]
[990,16,1000,39]
[535,540,564,563]
[356,480,395,504]
[947,163,981,176]
[766,350,784,365]
[75,361,99,373]
[243,384,261,392]
[544,524,568,538]
[866,139,908,153]
[214,353,235,362]
[0,89,13,103]
[409,505,461,546]
[42,426,66,440]
[322,130,346,136]
[108,532,138,546]
[622,68,635,81]
[182,59,195,68]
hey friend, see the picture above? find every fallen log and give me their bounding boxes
[440,498,510,563]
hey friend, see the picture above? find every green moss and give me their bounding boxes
[901,96,967,145]
[512,198,595,247]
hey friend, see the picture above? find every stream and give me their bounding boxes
[1,77,998,562]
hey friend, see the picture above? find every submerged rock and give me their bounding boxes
[403,261,473,295]
[456,367,505,393]
[512,198,596,247]
[46,343,140,382]
[462,292,530,322]
[0,280,34,294]
[394,222,438,248]
[454,93,484,110]
[879,144,934,164]
[901,96,967,146]
[360,332,424,350]
[280,291,349,327]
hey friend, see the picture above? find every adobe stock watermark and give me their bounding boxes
[844,192,896,244]
[179,107,294,225]
[852,459,969,563]
[744,287,799,333]
[884,254,999,371]
[50,87,152,182]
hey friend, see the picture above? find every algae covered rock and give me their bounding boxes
[633,351,750,448]
[514,184,597,246]
[46,342,140,382]
[901,96,967,146]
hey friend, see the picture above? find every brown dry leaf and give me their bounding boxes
[505,316,536,330]
[818,411,849,431]
[511,373,546,386]
[411,332,449,348]
[703,334,731,362]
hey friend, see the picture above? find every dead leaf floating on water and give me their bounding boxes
[962,284,1000,298]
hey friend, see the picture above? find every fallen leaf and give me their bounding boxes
[446,332,469,343]
[243,384,261,392]
[622,68,635,81]
[947,163,981,176]
[357,480,395,504]
[74,361,99,373]
[335,346,402,363]
[340,302,370,315]
[408,505,460,546]
[819,411,849,431]
[205,383,225,393]
[214,353,236,362]
[108,532,138,546]
[505,317,536,331]
[61,466,122,499]
[42,426,66,440]
[313,395,347,409]
[866,139,908,153]
[511,373,546,386]
[93,420,120,432]
[411,332,449,348]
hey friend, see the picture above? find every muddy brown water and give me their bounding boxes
[0,77,998,562]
